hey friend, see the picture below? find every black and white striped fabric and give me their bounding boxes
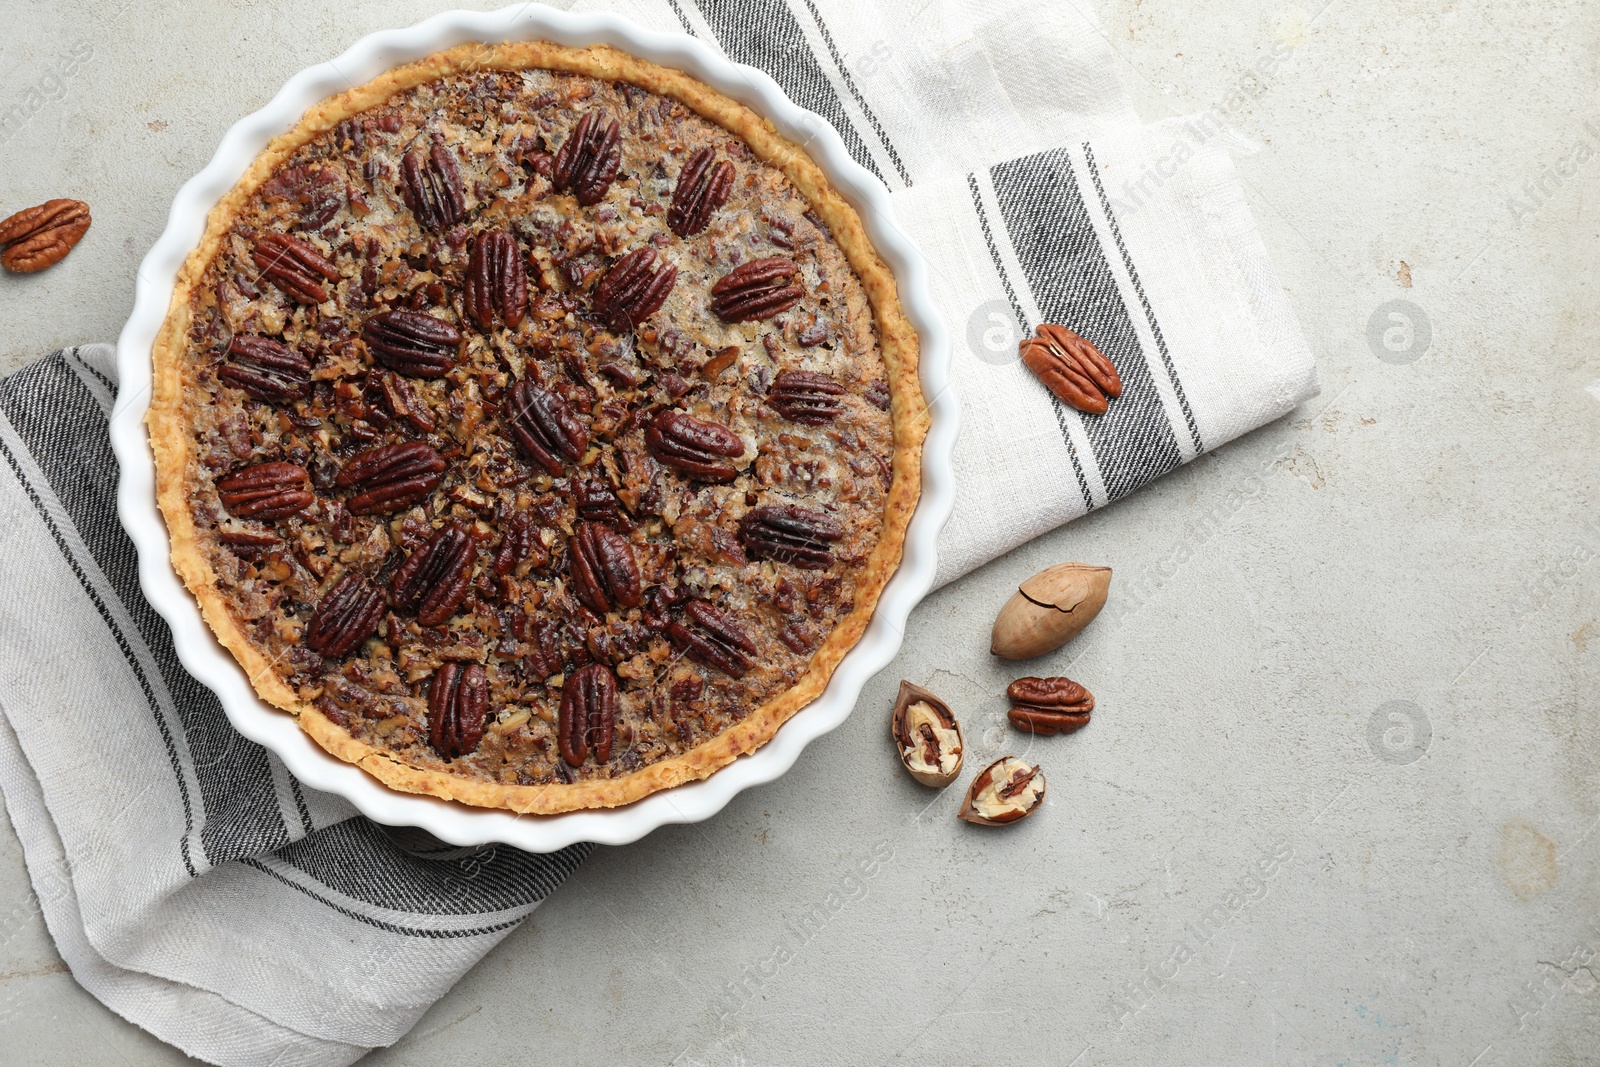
[589,0,1319,583]
[0,347,588,1065]
[0,3,1317,1064]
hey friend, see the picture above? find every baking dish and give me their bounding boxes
[110,2,956,851]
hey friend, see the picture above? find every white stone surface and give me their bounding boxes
[3,1,1599,1063]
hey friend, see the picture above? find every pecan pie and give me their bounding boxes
[149,42,924,813]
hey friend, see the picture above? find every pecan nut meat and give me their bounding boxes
[558,662,618,766]
[391,522,478,626]
[737,505,843,570]
[218,336,312,404]
[567,521,642,615]
[335,442,446,514]
[464,229,527,330]
[645,409,744,482]
[216,461,312,520]
[666,599,756,679]
[1007,675,1094,735]
[957,756,1047,826]
[429,661,488,760]
[710,257,804,322]
[0,199,91,273]
[668,147,734,237]
[768,369,844,424]
[305,572,386,657]
[505,379,588,476]
[362,309,461,378]
[400,144,466,230]
[369,369,437,433]
[1019,324,1122,415]
[252,232,340,304]
[492,510,546,576]
[552,111,622,206]
[891,680,964,787]
[593,247,678,333]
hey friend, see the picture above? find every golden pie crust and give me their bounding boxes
[149,42,924,813]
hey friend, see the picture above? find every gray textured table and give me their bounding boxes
[3,1,1598,1063]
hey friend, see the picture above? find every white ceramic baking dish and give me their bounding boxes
[109,2,956,852]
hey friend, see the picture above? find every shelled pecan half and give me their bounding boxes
[362,309,461,378]
[558,662,618,766]
[665,599,755,679]
[710,257,803,322]
[390,522,477,626]
[1019,324,1122,415]
[668,148,734,237]
[464,229,527,330]
[429,661,488,759]
[1007,676,1094,735]
[305,573,385,657]
[644,409,744,482]
[252,233,339,304]
[218,336,312,404]
[505,379,587,476]
[767,369,844,424]
[399,144,466,230]
[593,246,678,332]
[567,521,641,615]
[335,442,446,515]
[552,111,621,206]
[737,505,843,570]
[216,461,312,520]
[0,198,90,273]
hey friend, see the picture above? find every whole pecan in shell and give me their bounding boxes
[335,442,446,515]
[0,199,90,273]
[1006,675,1094,735]
[552,111,622,206]
[305,572,386,657]
[668,148,734,237]
[505,380,587,476]
[391,522,477,626]
[593,247,678,333]
[666,599,756,679]
[737,505,843,570]
[218,336,312,404]
[216,461,312,520]
[567,522,641,615]
[710,257,803,322]
[645,410,744,482]
[464,229,527,330]
[399,145,466,231]
[1019,324,1122,415]
[767,369,844,424]
[558,662,618,767]
[429,661,488,760]
[362,309,461,378]
[252,233,339,304]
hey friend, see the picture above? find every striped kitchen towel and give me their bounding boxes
[579,0,1320,584]
[0,1,1316,1065]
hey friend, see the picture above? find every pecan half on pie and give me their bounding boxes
[149,43,924,813]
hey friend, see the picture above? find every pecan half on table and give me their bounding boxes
[0,199,91,273]
[1006,675,1094,735]
[1019,324,1122,415]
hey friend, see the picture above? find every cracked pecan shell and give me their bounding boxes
[1019,324,1122,415]
[1006,676,1094,735]
[362,309,461,378]
[400,144,466,230]
[252,233,339,304]
[668,147,734,237]
[593,247,678,333]
[429,661,488,760]
[558,662,618,767]
[552,111,621,206]
[737,505,843,570]
[335,442,446,515]
[0,199,90,273]
[305,572,385,657]
[506,379,587,476]
[215,461,312,520]
[464,229,527,330]
[567,521,641,615]
[710,257,803,322]
[218,336,312,404]
[768,369,844,425]
[666,599,756,679]
[391,522,477,626]
[645,409,744,482]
